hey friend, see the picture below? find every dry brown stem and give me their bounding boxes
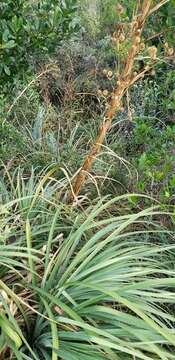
[68,0,153,201]
[148,0,169,15]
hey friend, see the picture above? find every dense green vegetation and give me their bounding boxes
[0,0,175,359]
[0,0,78,107]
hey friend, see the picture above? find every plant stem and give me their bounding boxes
[69,0,152,201]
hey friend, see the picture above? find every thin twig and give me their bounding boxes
[7,66,56,115]
[149,0,170,15]
[146,26,175,41]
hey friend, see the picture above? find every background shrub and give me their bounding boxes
[0,0,79,98]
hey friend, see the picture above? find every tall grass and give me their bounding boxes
[0,169,175,359]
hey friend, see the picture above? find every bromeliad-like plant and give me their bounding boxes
[70,0,173,200]
[1,172,175,359]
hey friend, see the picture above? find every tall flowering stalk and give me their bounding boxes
[69,0,169,201]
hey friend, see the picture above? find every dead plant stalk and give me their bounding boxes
[69,0,161,200]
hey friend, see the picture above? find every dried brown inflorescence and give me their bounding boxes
[68,0,168,202]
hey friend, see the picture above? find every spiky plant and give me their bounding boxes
[0,170,175,359]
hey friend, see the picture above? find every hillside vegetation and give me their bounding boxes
[0,1,175,359]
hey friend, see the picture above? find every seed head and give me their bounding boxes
[167,48,174,56]
[112,37,116,42]
[119,33,125,42]
[108,70,113,78]
[148,46,157,60]
[102,69,108,75]
[136,29,141,36]
[135,36,141,44]
[103,90,109,97]
[140,42,145,51]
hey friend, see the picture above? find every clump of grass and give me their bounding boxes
[0,170,175,359]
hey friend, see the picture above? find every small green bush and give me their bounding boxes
[0,0,79,97]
